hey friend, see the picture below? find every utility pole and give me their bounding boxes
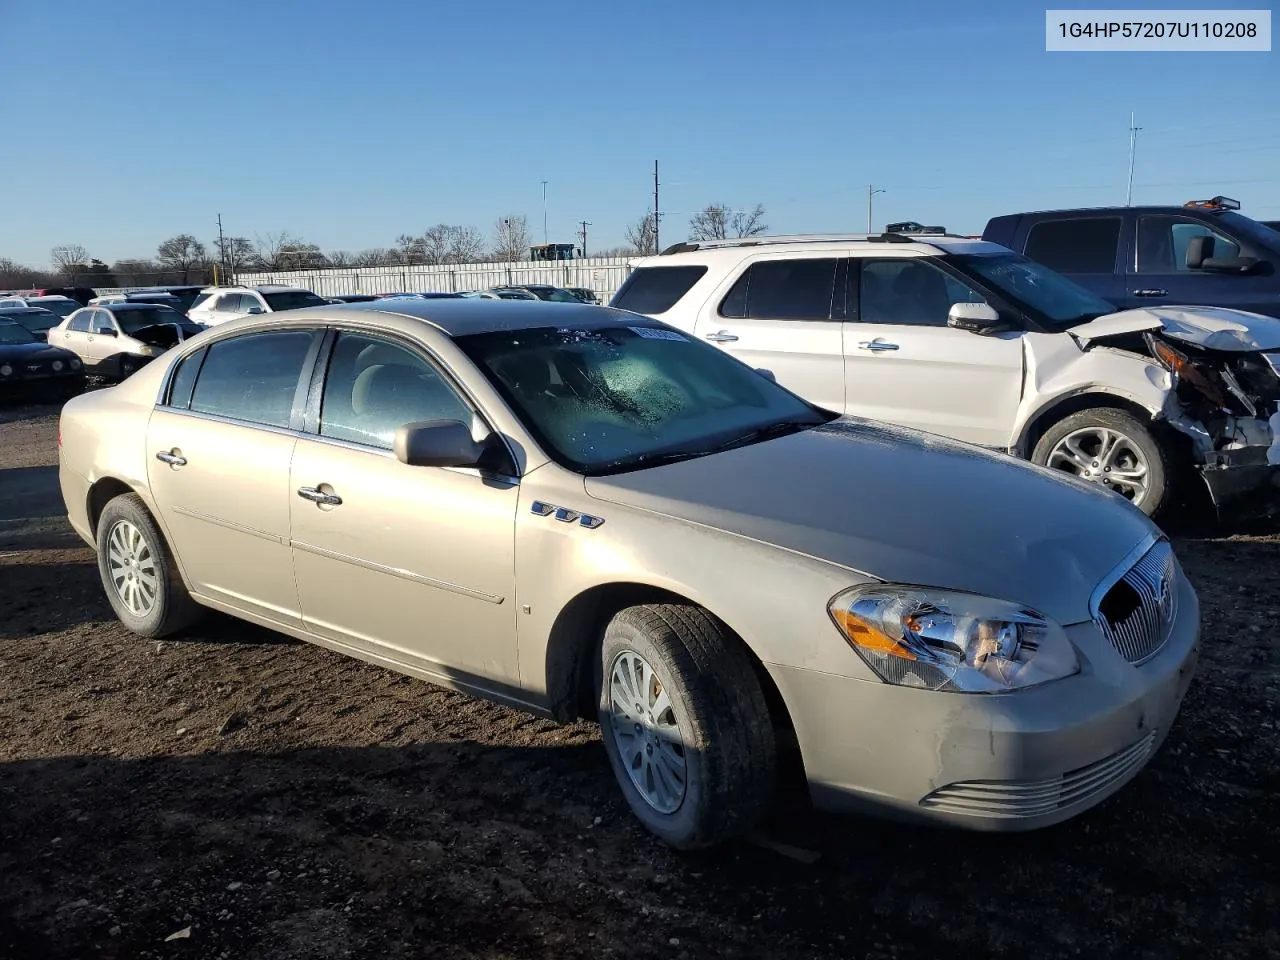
[867,185,885,233]
[578,220,591,258]
[541,180,549,244]
[1126,112,1142,206]
[653,160,661,253]
[216,213,226,285]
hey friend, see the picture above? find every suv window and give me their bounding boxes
[68,310,93,333]
[1024,218,1121,274]
[858,259,985,327]
[90,311,116,335]
[1137,216,1241,272]
[188,330,316,428]
[719,258,838,321]
[319,333,471,449]
[214,293,244,312]
[611,266,708,315]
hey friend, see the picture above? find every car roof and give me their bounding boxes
[0,305,52,314]
[267,298,643,338]
[103,302,180,312]
[640,233,1005,263]
[25,294,74,301]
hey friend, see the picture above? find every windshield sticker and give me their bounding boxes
[629,326,686,341]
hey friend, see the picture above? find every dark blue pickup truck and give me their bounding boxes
[983,197,1280,318]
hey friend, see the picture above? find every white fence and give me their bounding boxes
[230,255,635,301]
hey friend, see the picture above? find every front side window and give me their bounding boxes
[948,253,1116,330]
[115,307,182,334]
[214,293,244,313]
[1136,216,1241,273]
[857,259,985,327]
[457,323,828,474]
[68,310,93,333]
[188,330,316,428]
[610,266,708,315]
[319,332,471,449]
[1024,217,1121,274]
[90,311,116,335]
[720,258,838,321]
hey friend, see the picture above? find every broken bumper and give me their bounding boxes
[1199,446,1280,517]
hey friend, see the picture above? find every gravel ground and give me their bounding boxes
[1,400,1277,960]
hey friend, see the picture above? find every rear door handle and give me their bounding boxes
[704,330,739,343]
[297,486,343,506]
[1132,288,1168,298]
[857,339,899,352]
[155,450,187,466]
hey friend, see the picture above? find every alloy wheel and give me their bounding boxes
[607,649,688,814]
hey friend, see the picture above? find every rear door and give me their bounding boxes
[1019,215,1129,305]
[840,257,1024,448]
[1131,213,1276,314]
[146,328,322,627]
[692,256,845,412]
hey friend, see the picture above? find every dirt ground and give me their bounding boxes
[1,400,1277,960]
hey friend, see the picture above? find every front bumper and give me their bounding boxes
[0,371,86,397]
[767,574,1199,831]
[1198,445,1280,518]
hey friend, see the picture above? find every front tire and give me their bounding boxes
[96,493,202,637]
[596,604,776,849]
[1031,407,1173,517]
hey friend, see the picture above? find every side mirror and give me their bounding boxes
[755,367,776,382]
[97,328,118,337]
[947,301,1003,334]
[246,306,266,315]
[1185,235,1214,269]
[394,420,489,469]
[1202,255,1261,275]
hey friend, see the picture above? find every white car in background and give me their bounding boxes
[187,285,328,326]
[613,233,1280,519]
[0,294,81,323]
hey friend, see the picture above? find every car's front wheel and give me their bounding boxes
[96,493,202,637]
[1031,407,1173,516]
[596,603,776,849]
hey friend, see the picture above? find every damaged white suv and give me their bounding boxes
[612,234,1280,518]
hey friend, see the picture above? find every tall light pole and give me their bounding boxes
[867,185,885,233]
[1125,112,1142,207]
[541,180,549,244]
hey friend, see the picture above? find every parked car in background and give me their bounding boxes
[376,292,463,301]
[0,294,82,322]
[58,298,1198,849]
[90,292,186,313]
[614,233,1280,519]
[485,287,540,301]
[0,286,97,306]
[0,319,85,400]
[0,305,62,341]
[129,285,207,313]
[327,294,381,304]
[983,197,1280,318]
[187,285,328,326]
[565,287,601,304]
[512,284,585,303]
[52,303,202,380]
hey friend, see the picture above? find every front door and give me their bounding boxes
[145,328,321,628]
[288,331,520,687]
[691,256,845,412]
[60,309,94,361]
[1130,214,1277,316]
[841,257,1024,448]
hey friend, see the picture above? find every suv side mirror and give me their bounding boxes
[246,305,266,315]
[394,420,490,469]
[1185,235,1214,269]
[947,301,1003,334]
[755,367,776,382]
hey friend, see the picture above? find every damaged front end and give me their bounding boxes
[1143,332,1280,517]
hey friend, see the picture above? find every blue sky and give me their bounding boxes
[1,0,1277,266]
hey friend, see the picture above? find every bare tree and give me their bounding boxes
[156,234,208,283]
[394,233,425,266]
[251,231,304,271]
[418,225,452,265]
[50,244,89,280]
[447,225,486,263]
[688,203,768,241]
[112,259,159,287]
[624,213,658,255]
[0,257,55,288]
[326,250,354,268]
[592,245,638,259]
[353,248,392,267]
[278,243,326,271]
[490,215,530,262]
[215,236,255,282]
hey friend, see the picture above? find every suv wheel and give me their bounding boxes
[1032,407,1172,517]
[596,604,777,849]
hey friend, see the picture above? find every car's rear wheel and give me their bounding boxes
[1032,407,1173,517]
[596,603,776,849]
[96,493,202,637]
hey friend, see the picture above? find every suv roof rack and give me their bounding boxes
[658,233,922,255]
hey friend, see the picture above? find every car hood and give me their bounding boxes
[1070,305,1280,351]
[584,419,1156,626]
[0,342,73,362]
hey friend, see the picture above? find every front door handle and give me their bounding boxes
[297,486,343,506]
[857,339,900,352]
[155,450,187,466]
[1133,288,1168,298]
[704,330,739,343]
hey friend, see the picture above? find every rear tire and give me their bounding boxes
[1031,407,1173,517]
[596,603,776,849]
[96,493,202,638]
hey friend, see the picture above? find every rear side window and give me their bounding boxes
[1025,218,1121,274]
[190,293,213,310]
[166,348,207,409]
[610,266,708,315]
[188,330,316,428]
[719,258,838,321]
[214,293,244,312]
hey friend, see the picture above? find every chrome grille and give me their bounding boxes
[920,733,1156,819]
[1093,539,1178,665]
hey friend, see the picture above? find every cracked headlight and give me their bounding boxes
[829,585,1080,693]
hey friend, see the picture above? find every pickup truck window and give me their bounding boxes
[1137,216,1240,273]
[1024,217,1121,274]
